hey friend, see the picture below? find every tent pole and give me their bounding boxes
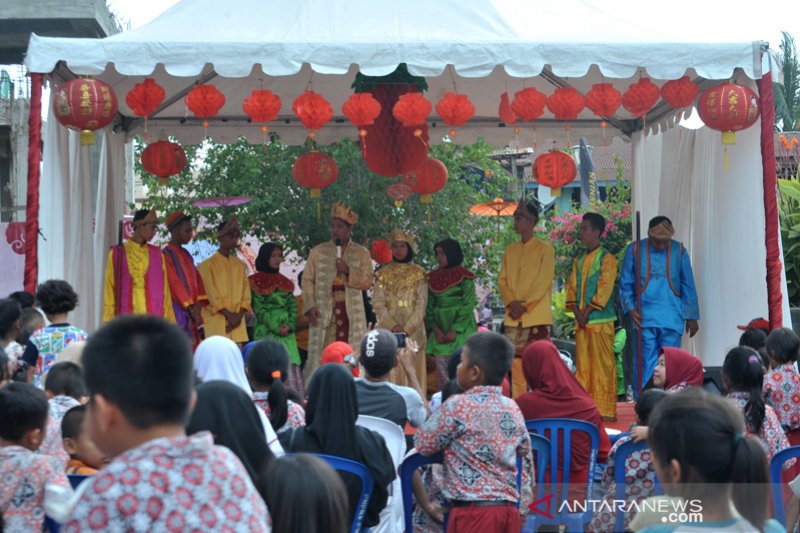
[756,71,783,330]
[24,73,43,293]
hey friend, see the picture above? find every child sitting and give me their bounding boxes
[21,279,88,386]
[588,389,668,532]
[763,328,800,442]
[650,347,704,393]
[66,315,268,531]
[0,382,71,531]
[246,338,306,433]
[39,361,87,467]
[637,389,783,532]
[61,405,105,475]
[414,331,533,533]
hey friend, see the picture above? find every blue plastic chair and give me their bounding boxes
[770,445,800,527]
[523,418,600,533]
[529,432,551,496]
[613,439,662,532]
[310,453,375,533]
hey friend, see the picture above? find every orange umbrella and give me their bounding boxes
[469,198,517,238]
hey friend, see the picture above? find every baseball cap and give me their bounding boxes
[359,329,398,377]
[737,317,770,331]
[321,341,359,378]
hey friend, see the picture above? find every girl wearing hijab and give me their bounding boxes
[515,340,612,496]
[426,238,477,391]
[250,243,304,397]
[651,346,704,393]
[186,380,275,488]
[279,364,395,529]
[194,336,284,456]
[372,230,428,390]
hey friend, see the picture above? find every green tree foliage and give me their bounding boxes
[777,31,800,131]
[779,178,800,306]
[136,137,516,285]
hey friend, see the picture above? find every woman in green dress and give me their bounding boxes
[249,243,304,397]
[426,238,478,391]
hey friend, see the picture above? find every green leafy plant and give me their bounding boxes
[779,178,800,306]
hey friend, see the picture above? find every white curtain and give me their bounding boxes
[632,114,792,366]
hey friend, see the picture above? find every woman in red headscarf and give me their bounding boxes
[651,347,704,393]
[515,340,611,493]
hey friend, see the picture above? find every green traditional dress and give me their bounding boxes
[426,265,478,358]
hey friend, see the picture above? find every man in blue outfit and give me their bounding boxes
[620,216,700,390]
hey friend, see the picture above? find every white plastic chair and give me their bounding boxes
[356,415,406,533]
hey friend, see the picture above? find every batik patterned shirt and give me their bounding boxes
[64,432,268,532]
[39,395,81,467]
[0,445,71,532]
[253,393,306,433]
[588,435,657,532]
[414,385,533,503]
[727,392,794,468]
[764,363,800,431]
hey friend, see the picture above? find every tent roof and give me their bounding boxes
[23,0,770,145]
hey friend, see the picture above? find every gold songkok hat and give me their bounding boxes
[331,201,358,225]
[390,229,417,253]
[648,220,675,240]
[132,209,158,227]
[216,215,241,238]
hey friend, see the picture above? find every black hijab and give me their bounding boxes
[392,242,415,264]
[186,380,273,487]
[434,238,464,268]
[255,243,280,274]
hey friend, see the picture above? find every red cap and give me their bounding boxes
[737,317,770,331]
[321,341,359,377]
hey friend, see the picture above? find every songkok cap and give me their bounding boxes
[389,229,417,253]
[166,210,192,231]
[216,215,241,238]
[331,201,358,225]
[132,209,158,226]
[321,341,360,378]
[647,220,675,240]
[737,317,770,331]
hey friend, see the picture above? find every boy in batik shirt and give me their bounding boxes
[39,362,86,467]
[415,332,533,533]
[65,316,268,532]
[0,383,72,531]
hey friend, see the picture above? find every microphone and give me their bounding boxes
[335,238,342,259]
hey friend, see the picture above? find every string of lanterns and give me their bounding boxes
[53,75,761,201]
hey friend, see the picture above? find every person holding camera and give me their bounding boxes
[372,230,428,392]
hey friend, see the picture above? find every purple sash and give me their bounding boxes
[112,244,166,317]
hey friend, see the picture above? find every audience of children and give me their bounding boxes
[638,389,783,533]
[588,389,668,532]
[763,328,800,444]
[246,338,306,433]
[61,405,106,475]
[415,332,533,533]
[66,315,269,531]
[40,362,87,467]
[261,454,349,533]
[0,382,72,531]
[21,280,89,386]
[516,340,612,495]
[650,346,704,392]
[279,364,396,530]
[355,328,428,428]
[186,380,275,489]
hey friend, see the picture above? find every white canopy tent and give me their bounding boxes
[23,0,790,365]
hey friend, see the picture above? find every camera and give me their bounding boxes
[394,332,407,348]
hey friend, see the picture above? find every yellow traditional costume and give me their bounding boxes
[567,246,618,419]
[198,218,252,343]
[103,210,175,323]
[373,230,428,390]
[303,202,372,381]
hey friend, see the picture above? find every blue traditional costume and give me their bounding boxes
[619,218,699,389]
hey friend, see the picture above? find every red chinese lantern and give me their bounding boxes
[341,92,382,152]
[402,157,448,203]
[585,83,622,117]
[186,85,225,136]
[622,78,661,118]
[546,88,585,121]
[498,91,517,125]
[697,82,760,171]
[141,141,187,186]
[660,76,699,109]
[511,87,547,122]
[392,92,432,139]
[386,182,413,207]
[293,151,338,198]
[126,78,165,117]
[52,77,118,145]
[370,240,393,264]
[243,89,281,146]
[533,150,577,198]
[292,90,333,137]
[435,92,475,136]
